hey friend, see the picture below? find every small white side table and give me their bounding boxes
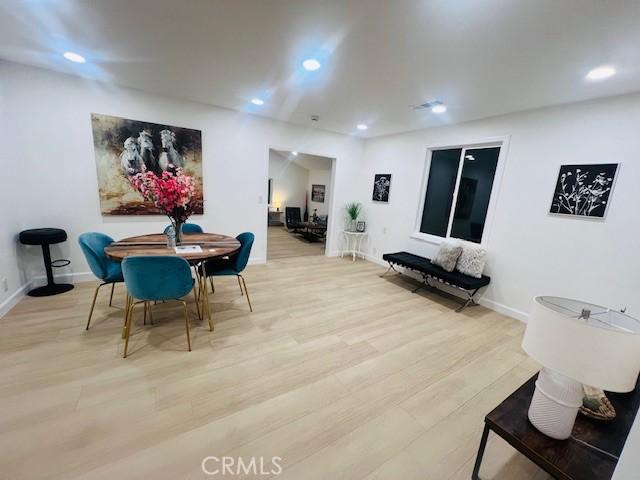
[341,231,367,261]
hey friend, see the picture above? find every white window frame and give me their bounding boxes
[411,136,510,247]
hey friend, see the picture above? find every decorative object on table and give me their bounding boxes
[91,113,203,215]
[550,163,618,218]
[356,221,366,232]
[522,296,640,440]
[431,241,463,273]
[580,385,616,421]
[78,232,124,329]
[19,228,73,296]
[130,168,198,244]
[311,184,325,202]
[163,223,203,235]
[312,208,318,223]
[303,192,309,221]
[345,201,362,231]
[372,174,391,202]
[455,242,487,278]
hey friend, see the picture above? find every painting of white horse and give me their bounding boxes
[91,113,204,215]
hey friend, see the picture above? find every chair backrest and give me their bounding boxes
[121,255,193,301]
[163,223,203,234]
[78,232,116,280]
[231,232,255,273]
[285,207,301,227]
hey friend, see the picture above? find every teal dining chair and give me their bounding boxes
[78,232,124,330]
[163,223,203,234]
[121,255,201,358]
[200,232,254,312]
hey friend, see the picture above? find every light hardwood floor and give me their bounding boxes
[267,226,325,260]
[0,255,549,479]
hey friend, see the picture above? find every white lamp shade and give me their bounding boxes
[523,296,640,392]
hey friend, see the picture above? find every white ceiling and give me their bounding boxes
[273,150,333,171]
[1,0,639,137]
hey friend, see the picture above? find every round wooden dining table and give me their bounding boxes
[105,233,241,338]
[104,233,241,263]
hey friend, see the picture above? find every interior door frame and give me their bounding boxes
[265,146,337,262]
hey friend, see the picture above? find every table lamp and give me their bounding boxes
[522,296,640,439]
[273,196,282,212]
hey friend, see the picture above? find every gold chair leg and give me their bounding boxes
[143,301,148,325]
[237,275,244,296]
[86,282,107,330]
[239,275,253,312]
[193,288,202,322]
[122,294,131,339]
[109,283,115,307]
[123,301,136,358]
[199,274,212,324]
[182,300,192,351]
[210,277,215,294]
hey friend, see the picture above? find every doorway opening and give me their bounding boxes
[266,148,335,261]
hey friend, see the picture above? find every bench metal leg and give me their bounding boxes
[472,424,490,480]
[380,263,399,278]
[456,288,481,313]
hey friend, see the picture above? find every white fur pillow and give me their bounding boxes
[431,241,463,272]
[456,243,487,278]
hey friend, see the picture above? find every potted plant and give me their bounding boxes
[345,202,362,232]
[130,167,197,244]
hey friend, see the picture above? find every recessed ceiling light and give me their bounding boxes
[250,98,264,106]
[302,58,321,71]
[586,65,616,81]
[292,151,299,156]
[356,124,368,131]
[63,51,86,63]
[431,104,447,114]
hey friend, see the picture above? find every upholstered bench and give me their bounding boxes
[381,251,490,312]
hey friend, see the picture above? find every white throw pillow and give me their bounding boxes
[431,241,463,272]
[456,243,487,278]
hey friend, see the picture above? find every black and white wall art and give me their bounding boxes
[550,163,618,218]
[372,174,391,202]
[311,184,325,202]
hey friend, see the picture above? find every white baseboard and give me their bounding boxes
[478,298,528,323]
[0,271,96,320]
[0,284,28,319]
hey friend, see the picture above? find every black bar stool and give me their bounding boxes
[19,228,74,297]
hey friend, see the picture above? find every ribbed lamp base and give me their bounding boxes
[528,368,583,440]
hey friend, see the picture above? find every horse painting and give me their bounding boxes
[91,113,204,215]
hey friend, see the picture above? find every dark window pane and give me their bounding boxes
[420,149,461,237]
[450,147,500,243]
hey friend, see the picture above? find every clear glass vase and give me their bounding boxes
[170,218,184,245]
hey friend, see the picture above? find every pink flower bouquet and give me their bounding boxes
[130,168,197,242]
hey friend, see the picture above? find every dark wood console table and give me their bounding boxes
[472,373,640,480]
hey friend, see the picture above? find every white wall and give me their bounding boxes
[0,61,365,314]
[361,93,640,320]
[268,151,309,212]
[0,76,28,316]
[308,169,332,217]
